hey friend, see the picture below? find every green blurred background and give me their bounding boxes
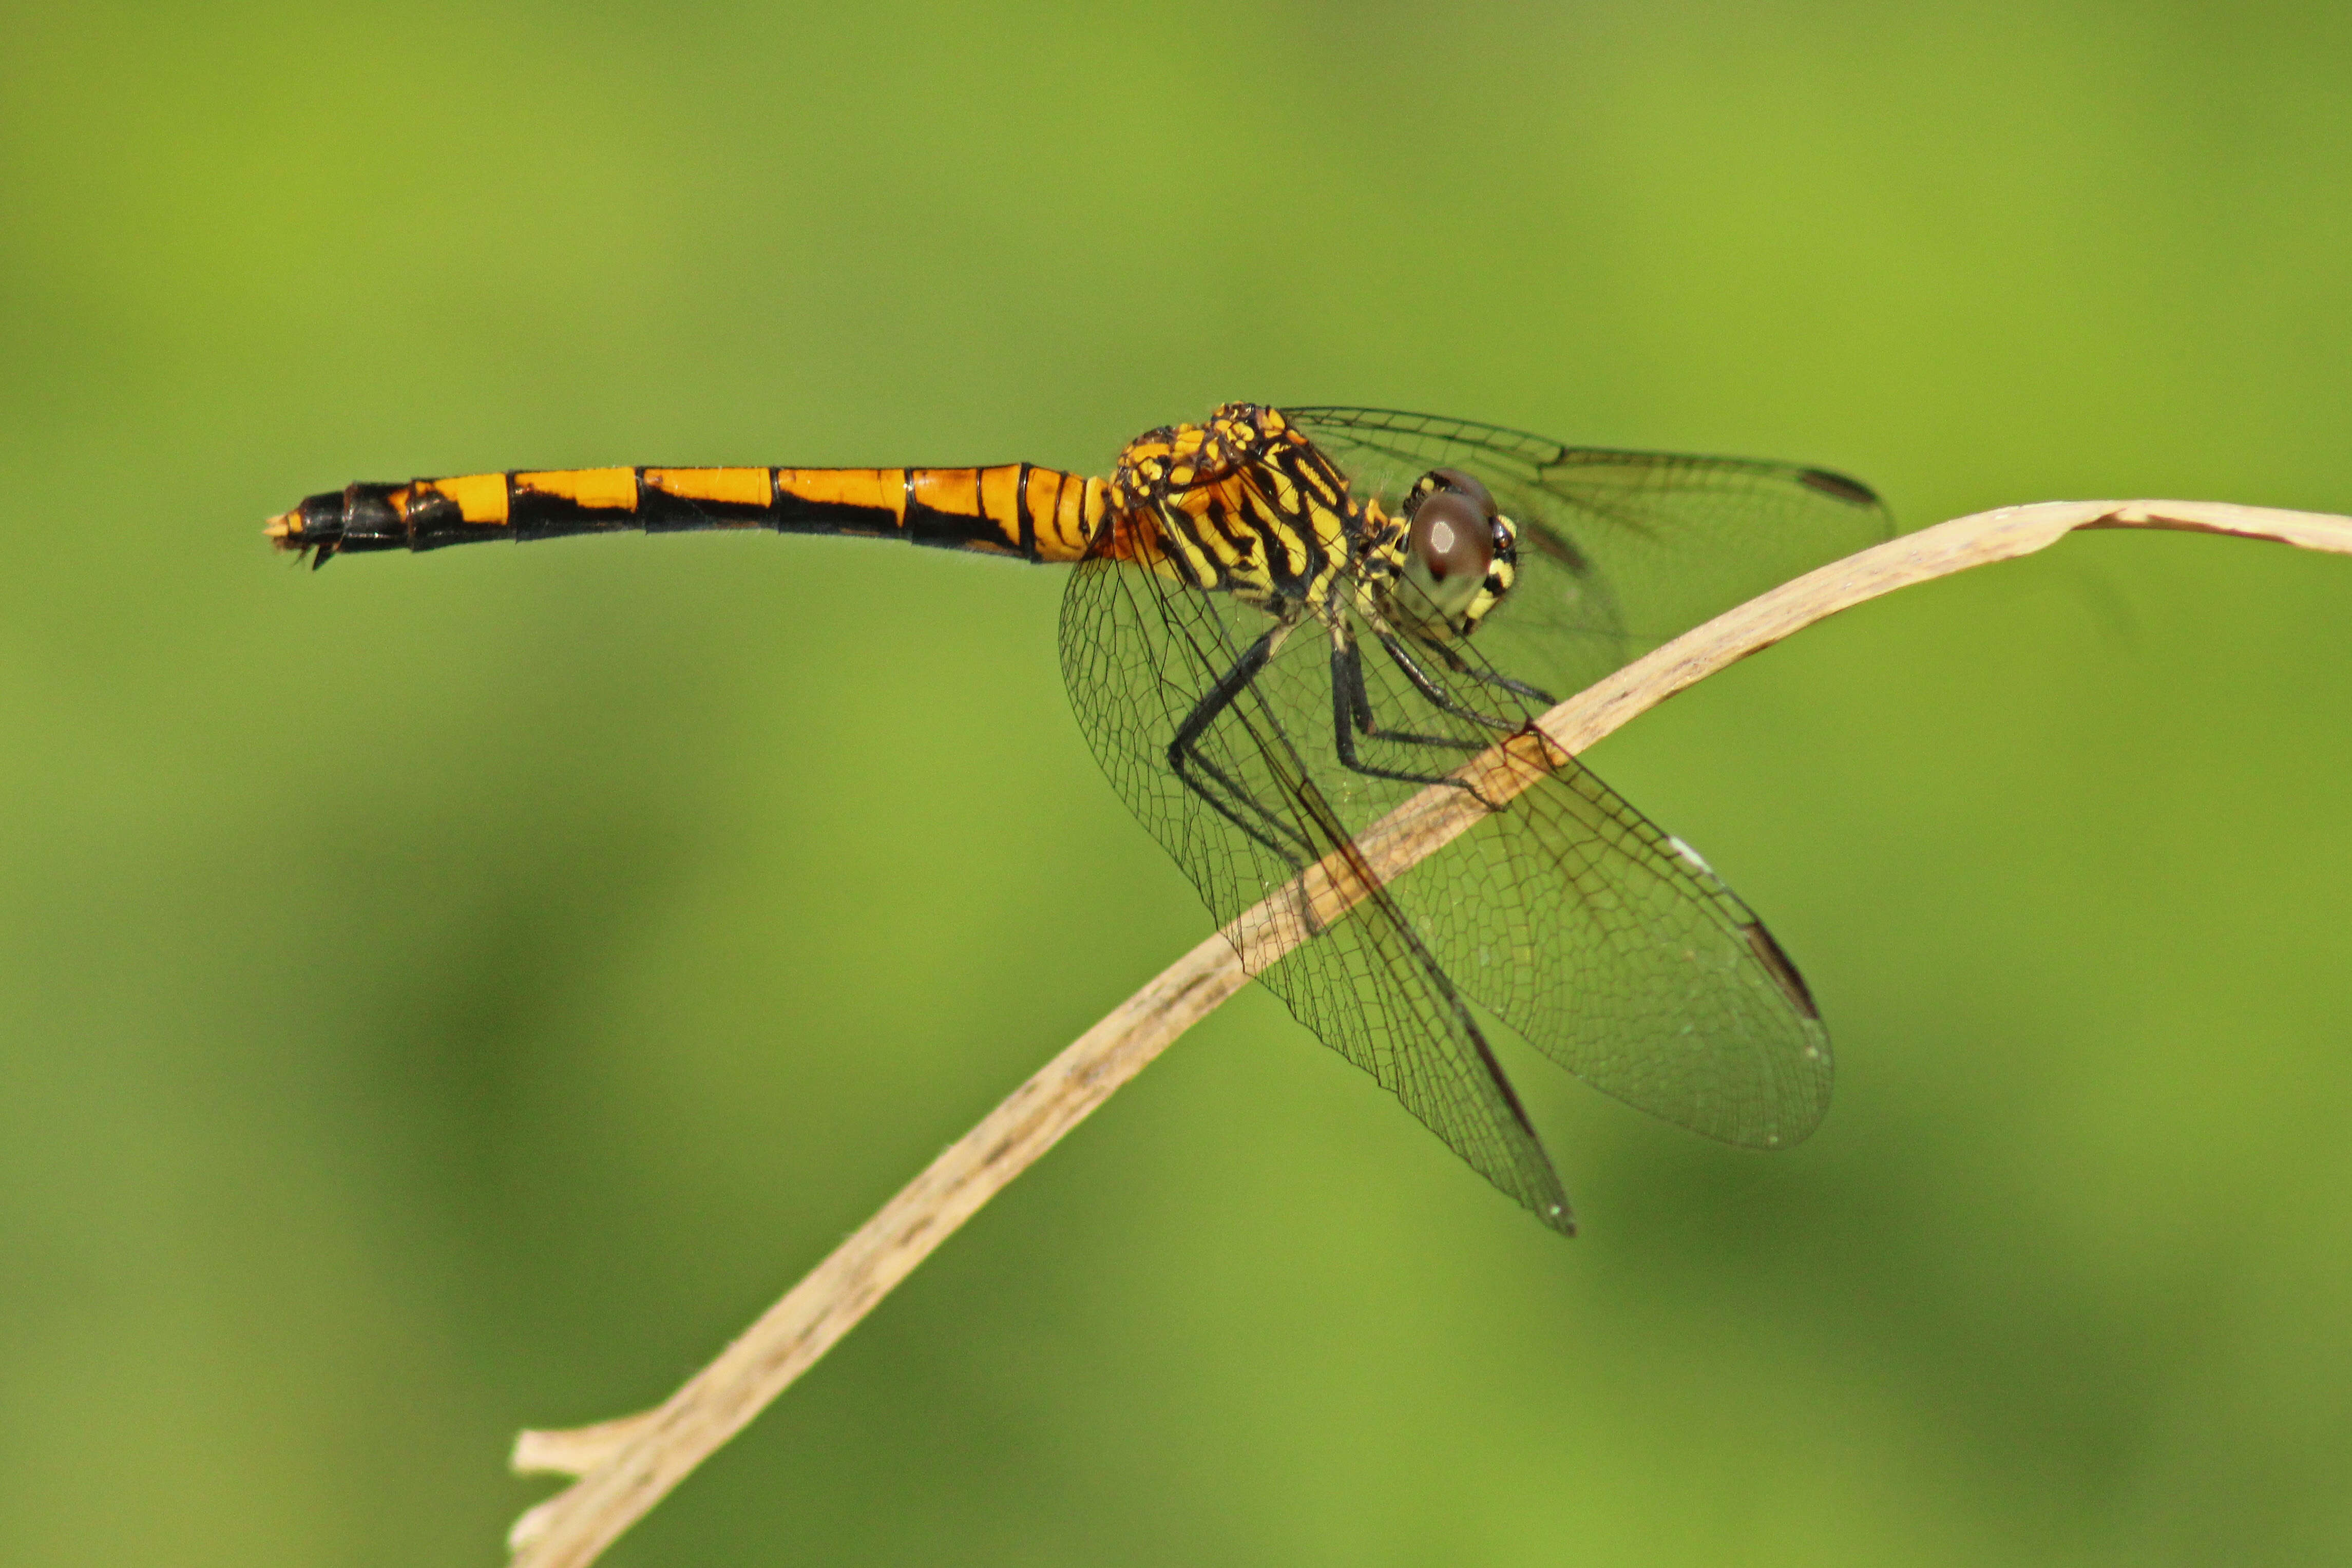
[5,2,2351,1563]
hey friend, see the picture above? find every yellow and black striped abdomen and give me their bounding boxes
[265,465,1109,566]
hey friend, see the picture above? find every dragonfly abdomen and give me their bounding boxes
[266,465,1109,565]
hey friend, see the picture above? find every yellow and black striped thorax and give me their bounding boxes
[1104,404,1374,617]
[266,463,1110,565]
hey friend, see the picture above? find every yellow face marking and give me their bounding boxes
[643,468,772,508]
[411,472,511,524]
[775,468,904,523]
[515,468,637,510]
[1459,552,1514,630]
[909,467,981,517]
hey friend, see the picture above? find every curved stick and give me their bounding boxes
[505,499,2352,1565]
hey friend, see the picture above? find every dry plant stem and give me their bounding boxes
[505,499,2352,1566]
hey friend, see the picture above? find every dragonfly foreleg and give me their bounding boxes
[1335,638,1482,754]
[1328,639,1486,796]
[1424,641,1557,707]
[1373,632,1525,732]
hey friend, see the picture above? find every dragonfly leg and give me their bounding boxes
[1351,634,1537,810]
[1328,640,1485,795]
[1335,638,1482,754]
[1169,629,1314,866]
[1373,632,1524,732]
[1425,641,1557,706]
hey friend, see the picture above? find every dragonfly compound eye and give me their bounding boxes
[1408,488,1495,585]
[1426,467,1496,518]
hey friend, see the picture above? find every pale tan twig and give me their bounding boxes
[504,499,2352,1566]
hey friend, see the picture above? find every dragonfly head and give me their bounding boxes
[1389,467,1518,640]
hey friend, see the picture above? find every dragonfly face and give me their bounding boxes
[1378,465,1523,646]
[266,400,1891,1234]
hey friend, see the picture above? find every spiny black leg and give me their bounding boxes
[1374,632,1523,731]
[1189,746,1310,864]
[1169,629,1312,864]
[1337,638,1483,753]
[1426,641,1556,706]
[1329,639,1483,793]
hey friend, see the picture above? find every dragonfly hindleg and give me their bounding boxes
[1168,628,1314,866]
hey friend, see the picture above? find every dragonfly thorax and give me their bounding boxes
[1105,405,1524,650]
[1105,403,1363,617]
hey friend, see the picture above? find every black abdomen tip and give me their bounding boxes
[265,485,409,565]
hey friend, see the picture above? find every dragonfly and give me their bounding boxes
[266,403,1890,1233]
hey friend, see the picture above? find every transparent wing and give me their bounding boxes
[1060,554,1575,1232]
[1309,548,1832,1149]
[1378,689,1834,1150]
[1061,540,1834,1230]
[1283,406,1894,701]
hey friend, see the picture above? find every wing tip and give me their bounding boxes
[1797,467,1885,510]
[1741,920,1821,1021]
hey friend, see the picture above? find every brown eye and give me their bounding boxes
[1428,467,1496,517]
[1409,488,1494,582]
